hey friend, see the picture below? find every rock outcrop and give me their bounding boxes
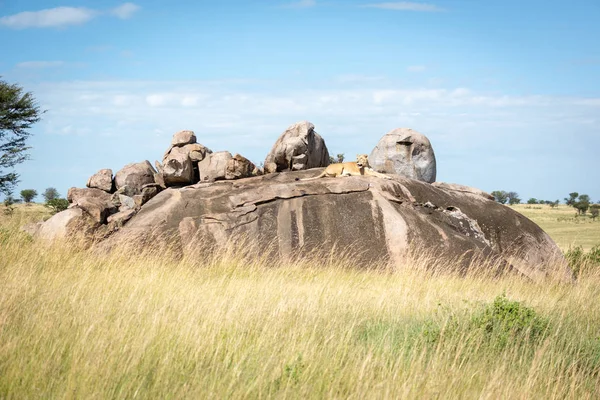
[264,121,330,173]
[96,170,571,282]
[369,128,436,183]
[114,161,156,195]
[28,122,571,282]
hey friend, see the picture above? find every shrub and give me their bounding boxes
[45,198,69,214]
[469,295,549,350]
[566,245,600,277]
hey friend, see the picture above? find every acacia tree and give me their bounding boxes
[507,191,521,205]
[42,187,59,202]
[491,190,509,204]
[20,188,37,204]
[0,78,43,195]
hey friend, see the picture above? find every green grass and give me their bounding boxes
[511,204,600,251]
[0,203,599,398]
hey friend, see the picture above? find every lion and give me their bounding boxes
[296,154,392,181]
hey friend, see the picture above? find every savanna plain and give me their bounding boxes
[1,203,599,399]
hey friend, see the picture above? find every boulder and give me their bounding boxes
[67,187,116,224]
[114,161,156,195]
[35,207,98,242]
[369,128,436,183]
[67,187,112,204]
[96,170,572,282]
[163,146,194,186]
[225,154,256,180]
[86,169,114,193]
[171,130,196,146]
[184,143,211,162]
[198,151,232,181]
[264,121,330,173]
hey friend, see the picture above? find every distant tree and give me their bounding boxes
[329,153,345,164]
[491,190,509,204]
[565,192,579,206]
[45,198,68,214]
[591,205,599,221]
[42,187,60,202]
[507,192,521,205]
[0,78,43,196]
[20,189,37,204]
[527,198,538,205]
[549,200,559,208]
[574,194,591,215]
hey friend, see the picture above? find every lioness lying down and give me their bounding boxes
[296,154,392,181]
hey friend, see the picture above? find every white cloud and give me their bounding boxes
[362,2,444,12]
[282,0,316,9]
[146,94,168,107]
[111,3,140,19]
[0,7,96,29]
[407,65,426,72]
[16,61,65,68]
[0,3,140,29]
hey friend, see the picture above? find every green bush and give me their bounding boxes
[45,198,69,214]
[469,295,549,350]
[566,245,600,277]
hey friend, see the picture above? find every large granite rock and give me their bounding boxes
[198,151,233,181]
[86,169,114,193]
[263,121,330,173]
[114,161,156,195]
[369,128,436,183]
[35,207,98,242]
[162,146,194,186]
[96,170,571,282]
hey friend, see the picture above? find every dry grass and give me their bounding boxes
[1,204,599,399]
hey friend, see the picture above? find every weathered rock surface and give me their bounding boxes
[264,121,330,173]
[171,130,196,146]
[225,154,256,180]
[67,187,116,223]
[86,169,114,193]
[432,182,494,201]
[369,128,437,183]
[35,207,98,242]
[114,161,156,195]
[97,170,571,282]
[163,146,194,185]
[198,151,233,181]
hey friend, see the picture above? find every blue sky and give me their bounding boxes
[1,0,599,203]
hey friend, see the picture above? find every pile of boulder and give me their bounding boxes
[29,121,441,242]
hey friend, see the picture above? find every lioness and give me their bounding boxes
[296,154,392,181]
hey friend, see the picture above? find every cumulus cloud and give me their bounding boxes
[111,3,140,19]
[0,7,96,29]
[0,3,140,29]
[362,2,444,12]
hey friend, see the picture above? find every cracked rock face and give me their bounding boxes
[97,169,571,282]
[369,128,436,183]
[263,121,330,173]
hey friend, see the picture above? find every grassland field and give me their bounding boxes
[0,202,599,399]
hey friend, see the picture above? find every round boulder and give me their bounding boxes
[114,161,156,195]
[369,128,436,183]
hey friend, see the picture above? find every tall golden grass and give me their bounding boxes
[1,207,599,399]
